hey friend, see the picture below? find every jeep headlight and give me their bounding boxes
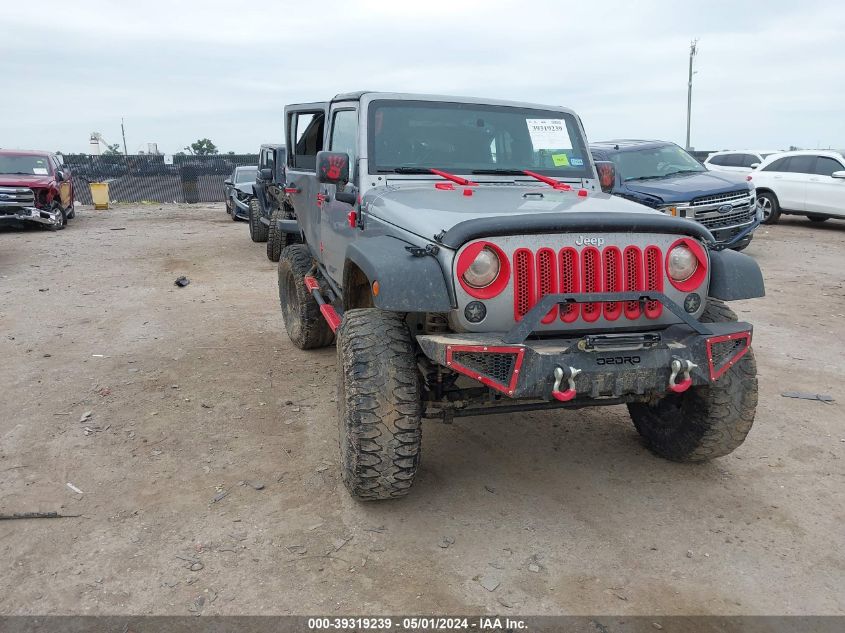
[667,245,697,282]
[462,247,501,288]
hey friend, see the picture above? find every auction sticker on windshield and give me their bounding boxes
[526,119,570,149]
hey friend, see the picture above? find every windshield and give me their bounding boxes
[368,100,590,178]
[0,154,51,176]
[611,145,705,181]
[235,168,257,183]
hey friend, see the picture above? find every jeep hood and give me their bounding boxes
[365,183,662,244]
[0,174,54,188]
[623,171,750,203]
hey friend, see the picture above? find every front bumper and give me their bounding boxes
[231,195,251,216]
[0,206,62,226]
[418,320,752,403]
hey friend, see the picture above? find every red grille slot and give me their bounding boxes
[644,246,663,319]
[623,246,643,319]
[536,248,558,324]
[580,247,602,322]
[513,248,535,321]
[602,247,623,321]
[559,247,580,323]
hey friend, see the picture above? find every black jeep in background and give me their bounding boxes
[249,144,299,261]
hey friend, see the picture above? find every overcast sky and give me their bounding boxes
[2,0,843,155]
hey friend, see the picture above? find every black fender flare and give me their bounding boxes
[252,181,269,216]
[708,248,765,301]
[344,236,453,312]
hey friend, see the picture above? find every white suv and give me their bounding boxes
[704,150,781,173]
[749,150,845,224]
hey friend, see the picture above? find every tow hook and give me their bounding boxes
[551,366,581,402]
[668,359,697,393]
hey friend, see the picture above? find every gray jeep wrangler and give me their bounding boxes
[276,92,763,501]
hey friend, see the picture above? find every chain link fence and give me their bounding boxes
[61,154,259,204]
[60,150,716,205]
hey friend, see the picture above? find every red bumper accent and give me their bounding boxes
[445,344,525,396]
[706,331,752,380]
[303,275,320,292]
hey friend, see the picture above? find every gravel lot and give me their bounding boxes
[1,204,843,616]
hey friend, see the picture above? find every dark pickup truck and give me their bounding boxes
[590,140,760,250]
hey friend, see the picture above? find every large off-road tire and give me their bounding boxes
[627,300,758,462]
[267,206,295,262]
[336,309,422,501]
[248,197,268,242]
[277,244,335,349]
[757,191,781,225]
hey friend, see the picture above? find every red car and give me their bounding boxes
[0,149,75,230]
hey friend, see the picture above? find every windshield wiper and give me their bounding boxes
[384,166,431,174]
[381,166,478,186]
[473,168,575,191]
[625,175,667,182]
[662,169,703,177]
[626,169,703,182]
[470,168,524,175]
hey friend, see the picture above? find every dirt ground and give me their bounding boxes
[1,204,843,616]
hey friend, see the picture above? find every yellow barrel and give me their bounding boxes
[90,182,109,210]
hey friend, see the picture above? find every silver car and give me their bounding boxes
[223,165,257,220]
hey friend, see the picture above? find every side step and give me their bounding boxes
[304,275,342,332]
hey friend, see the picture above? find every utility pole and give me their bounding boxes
[121,117,129,156]
[685,39,698,150]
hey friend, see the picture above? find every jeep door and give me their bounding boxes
[286,106,328,256]
[320,104,359,283]
[805,155,845,218]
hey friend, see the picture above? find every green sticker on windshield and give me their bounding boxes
[552,153,570,167]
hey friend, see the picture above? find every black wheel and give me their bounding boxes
[336,309,422,500]
[267,207,293,262]
[627,300,758,462]
[808,215,829,223]
[757,192,780,224]
[229,197,239,221]
[249,197,268,242]
[277,244,334,349]
[48,207,67,231]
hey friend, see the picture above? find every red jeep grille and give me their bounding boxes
[512,244,665,323]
